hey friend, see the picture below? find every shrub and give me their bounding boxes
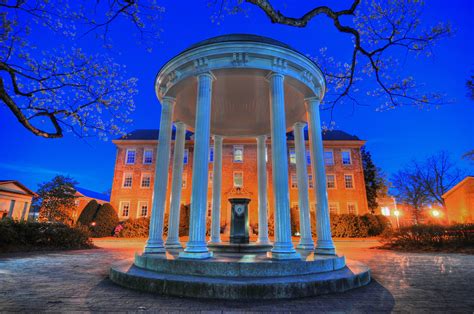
[361,214,391,236]
[381,223,474,251]
[115,217,150,238]
[290,206,300,235]
[90,203,119,237]
[77,200,100,226]
[0,218,93,252]
[331,214,369,237]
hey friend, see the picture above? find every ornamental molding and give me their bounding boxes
[231,52,249,67]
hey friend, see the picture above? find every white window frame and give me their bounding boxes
[137,201,148,218]
[308,173,314,189]
[289,147,296,164]
[310,202,317,213]
[182,172,187,188]
[207,201,212,217]
[291,202,299,210]
[341,149,352,165]
[122,172,133,188]
[233,171,244,187]
[327,174,337,189]
[119,201,130,218]
[143,148,153,164]
[290,173,298,189]
[329,202,340,215]
[208,171,213,187]
[125,149,136,165]
[209,146,214,163]
[344,174,355,189]
[347,202,358,215]
[183,149,189,164]
[140,173,151,188]
[233,145,244,163]
[324,149,334,166]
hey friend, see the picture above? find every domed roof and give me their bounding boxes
[186,34,294,51]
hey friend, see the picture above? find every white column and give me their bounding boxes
[165,121,186,248]
[256,135,270,244]
[268,72,300,260]
[179,72,214,259]
[306,97,336,255]
[144,96,175,253]
[209,135,223,243]
[294,122,315,250]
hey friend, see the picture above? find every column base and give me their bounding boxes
[165,242,183,249]
[267,251,301,260]
[315,247,336,255]
[179,251,213,259]
[297,242,315,250]
[256,239,271,245]
[208,240,222,245]
[144,240,166,254]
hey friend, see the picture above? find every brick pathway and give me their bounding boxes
[0,239,473,312]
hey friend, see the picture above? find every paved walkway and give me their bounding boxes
[0,238,473,312]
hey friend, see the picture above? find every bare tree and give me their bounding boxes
[391,166,429,224]
[0,0,163,139]
[215,0,451,113]
[415,151,464,208]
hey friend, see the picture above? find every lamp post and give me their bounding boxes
[393,210,400,230]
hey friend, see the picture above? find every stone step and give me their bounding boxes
[134,252,346,278]
[110,259,371,300]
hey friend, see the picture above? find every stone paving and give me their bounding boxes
[0,238,473,312]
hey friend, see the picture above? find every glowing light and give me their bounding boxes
[431,210,441,218]
[393,210,400,217]
[381,207,390,216]
[91,221,96,226]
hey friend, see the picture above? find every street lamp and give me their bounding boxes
[431,209,441,218]
[393,210,400,230]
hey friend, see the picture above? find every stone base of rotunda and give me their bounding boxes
[208,242,273,253]
[109,251,371,299]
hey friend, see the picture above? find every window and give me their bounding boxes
[329,202,339,215]
[183,149,189,164]
[327,174,336,189]
[143,149,153,164]
[209,147,214,162]
[233,171,243,187]
[125,149,136,164]
[208,171,213,187]
[347,202,357,215]
[341,150,352,165]
[182,172,187,188]
[324,150,334,165]
[344,174,354,189]
[308,174,314,189]
[265,146,268,163]
[141,173,151,188]
[306,150,311,165]
[291,202,299,210]
[138,201,148,217]
[289,148,296,164]
[120,201,130,217]
[207,201,212,217]
[122,173,133,188]
[290,174,298,189]
[310,203,317,213]
[233,145,244,162]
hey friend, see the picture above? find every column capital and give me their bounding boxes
[304,96,322,104]
[256,134,267,141]
[161,96,176,104]
[212,134,224,142]
[197,71,216,82]
[174,120,186,127]
[265,71,285,81]
[293,121,307,129]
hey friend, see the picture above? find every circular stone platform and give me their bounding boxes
[208,242,273,253]
[110,252,371,299]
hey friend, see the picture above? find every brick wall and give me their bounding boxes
[110,138,369,231]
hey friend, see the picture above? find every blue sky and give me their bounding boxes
[1,1,473,193]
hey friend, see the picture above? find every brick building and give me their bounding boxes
[110,129,369,231]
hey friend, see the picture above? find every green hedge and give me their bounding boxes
[381,223,474,251]
[90,203,119,237]
[309,213,391,238]
[0,219,93,252]
[77,200,100,226]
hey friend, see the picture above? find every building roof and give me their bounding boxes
[186,34,293,51]
[116,129,362,142]
[75,187,110,202]
[0,180,36,196]
[442,176,474,199]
